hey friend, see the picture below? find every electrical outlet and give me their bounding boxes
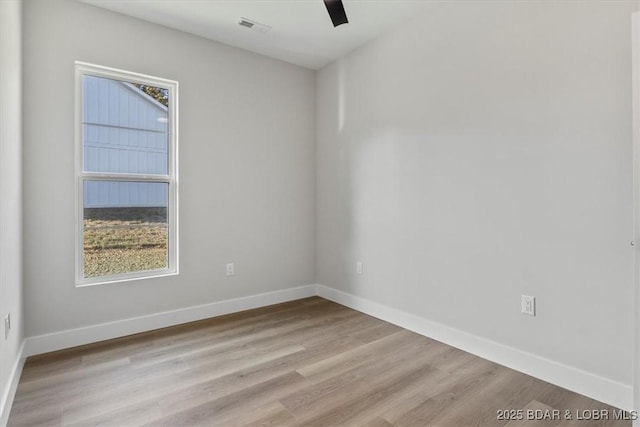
[226,263,235,277]
[4,313,10,339]
[521,295,535,316]
[356,261,363,275]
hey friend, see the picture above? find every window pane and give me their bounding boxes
[82,75,169,175]
[83,181,168,278]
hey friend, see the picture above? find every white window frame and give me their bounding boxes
[75,61,179,286]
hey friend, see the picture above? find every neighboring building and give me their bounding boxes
[82,75,168,208]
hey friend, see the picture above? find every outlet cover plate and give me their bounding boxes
[4,314,10,339]
[226,263,235,277]
[521,295,535,316]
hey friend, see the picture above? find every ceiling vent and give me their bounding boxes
[238,19,254,28]
[238,18,272,34]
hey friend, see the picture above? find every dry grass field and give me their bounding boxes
[83,207,167,278]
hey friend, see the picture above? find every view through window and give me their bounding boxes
[76,63,178,284]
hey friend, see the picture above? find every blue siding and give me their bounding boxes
[82,75,168,208]
[83,181,168,208]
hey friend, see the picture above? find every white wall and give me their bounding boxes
[317,0,637,387]
[23,0,316,337]
[0,0,25,422]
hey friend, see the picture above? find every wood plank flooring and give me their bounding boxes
[8,297,630,426]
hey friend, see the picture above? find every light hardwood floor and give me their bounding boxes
[8,297,630,426]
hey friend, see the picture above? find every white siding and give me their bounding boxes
[82,75,168,207]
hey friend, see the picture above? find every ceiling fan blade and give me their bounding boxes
[323,0,348,27]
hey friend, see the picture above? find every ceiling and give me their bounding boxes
[78,0,432,70]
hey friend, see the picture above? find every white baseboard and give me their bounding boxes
[24,285,316,357]
[316,284,633,412]
[0,341,25,427]
[14,283,634,415]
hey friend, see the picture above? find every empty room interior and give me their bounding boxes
[2,0,640,425]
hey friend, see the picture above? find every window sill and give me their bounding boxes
[75,269,178,288]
